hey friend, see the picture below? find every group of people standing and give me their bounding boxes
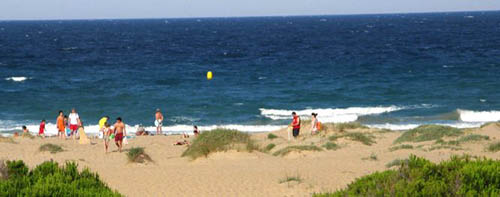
[289,112,321,139]
[55,108,81,140]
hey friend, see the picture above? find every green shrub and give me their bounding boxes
[267,133,278,140]
[394,125,463,143]
[362,153,378,161]
[272,145,322,156]
[389,144,414,151]
[385,158,409,168]
[488,142,500,152]
[335,122,368,132]
[315,155,500,196]
[39,143,63,154]
[323,142,340,150]
[181,129,257,159]
[264,143,276,152]
[127,147,152,163]
[427,145,463,151]
[279,175,302,184]
[0,160,121,196]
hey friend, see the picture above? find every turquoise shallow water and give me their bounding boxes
[1,11,500,135]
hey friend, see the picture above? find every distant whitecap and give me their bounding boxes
[5,76,29,82]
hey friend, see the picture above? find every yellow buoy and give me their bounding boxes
[207,71,213,80]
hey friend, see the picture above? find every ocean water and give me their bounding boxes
[1,11,500,136]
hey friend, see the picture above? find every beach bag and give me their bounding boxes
[317,122,322,131]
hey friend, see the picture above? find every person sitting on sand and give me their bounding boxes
[193,125,199,137]
[38,119,46,139]
[57,111,65,139]
[173,140,189,146]
[135,125,148,136]
[114,117,126,152]
[103,123,112,153]
[291,112,301,139]
[311,113,318,135]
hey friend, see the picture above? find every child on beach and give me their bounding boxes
[311,113,318,135]
[57,111,65,139]
[103,123,112,153]
[38,120,46,138]
[22,125,29,133]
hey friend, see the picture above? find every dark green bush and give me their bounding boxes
[267,133,278,140]
[395,125,463,143]
[315,155,500,196]
[488,142,500,152]
[181,128,257,159]
[39,143,64,154]
[0,160,121,196]
[264,143,276,152]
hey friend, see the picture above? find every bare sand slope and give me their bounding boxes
[1,123,500,196]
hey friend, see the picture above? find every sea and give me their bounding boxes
[1,11,500,136]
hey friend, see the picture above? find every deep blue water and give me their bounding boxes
[1,11,500,135]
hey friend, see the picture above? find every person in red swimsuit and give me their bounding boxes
[113,117,126,152]
[38,119,46,139]
[291,112,301,138]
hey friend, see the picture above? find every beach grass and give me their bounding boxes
[487,142,500,152]
[127,147,152,163]
[267,133,278,140]
[0,136,16,144]
[279,174,302,184]
[362,153,378,161]
[458,134,490,143]
[394,125,463,144]
[427,145,463,152]
[264,143,276,152]
[334,122,368,132]
[323,142,340,150]
[39,143,63,154]
[385,158,409,168]
[272,145,322,156]
[21,132,35,139]
[181,128,257,159]
[389,144,414,151]
[329,132,375,146]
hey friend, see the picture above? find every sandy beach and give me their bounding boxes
[1,122,500,196]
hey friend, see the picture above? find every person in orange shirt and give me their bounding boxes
[56,110,65,139]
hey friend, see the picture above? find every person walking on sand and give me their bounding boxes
[56,111,65,139]
[155,109,164,135]
[291,112,301,139]
[38,119,46,139]
[311,113,318,135]
[114,117,126,152]
[68,108,80,140]
[102,123,112,153]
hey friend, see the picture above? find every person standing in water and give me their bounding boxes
[311,113,318,135]
[155,109,164,135]
[291,112,301,139]
[68,108,80,140]
[56,111,65,139]
[114,117,126,152]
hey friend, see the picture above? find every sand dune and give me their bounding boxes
[1,123,500,196]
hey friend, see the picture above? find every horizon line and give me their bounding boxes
[0,9,499,22]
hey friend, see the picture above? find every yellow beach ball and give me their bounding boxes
[207,71,213,80]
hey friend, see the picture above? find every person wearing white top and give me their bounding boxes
[68,108,80,140]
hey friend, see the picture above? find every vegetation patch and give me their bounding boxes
[323,142,340,150]
[0,160,121,196]
[488,142,500,152]
[427,145,463,152]
[389,144,414,151]
[273,145,322,156]
[385,158,409,168]
[394,125,463,144]
[181,129,257,159]
[267,133,278,140]
[21,132,34,139]
[263,143,276,152]
[39,143,63,154]
[279,175,302,184]
[127,147,152,163]
[329,132,376,146]
[458,134,489,143]
[362,153,378,161]
[334,122,368,132]
[314,155,500,196]
[0,136,16,144]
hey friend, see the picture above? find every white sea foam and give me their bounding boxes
[5,76,29,82]
[260,106,404,123]
[458,109,500,122]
